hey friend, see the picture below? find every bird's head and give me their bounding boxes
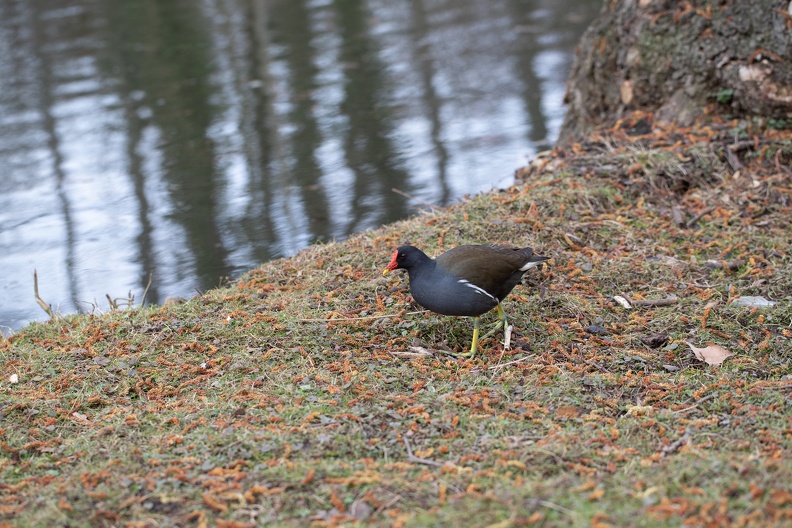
[382,245,426,274]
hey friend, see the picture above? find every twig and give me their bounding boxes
[504,324,513,350]
[33,270,55,319]
[725,147,743,171]
[560,344,613,374]
[391,188,436,208]
[661,427,691,457]
[491,324,514,369]
[534,447,567,466]
[106,294,118,311]
[391,347,434,358]
[628,295,678,307]
[612,295,632,309]
[141,273,153,306]
[298,311,425,323]
[403,436,446,467]
[776,148,787,173]
[299,314,396,323]
[673,393,717,414]
[690,280,724,289]
[506,434,547,443]
[563,232,585,247]
[537,500,577,517]
[728,139,758,153]
[297,347,315,368]
[752,382,792,391]
[582,357,612,374]
[704,258,745,270]
[488,353,534,370]
[686,207,715,228]
[373,494,402,517]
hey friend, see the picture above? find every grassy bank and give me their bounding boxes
[2,117,791,527]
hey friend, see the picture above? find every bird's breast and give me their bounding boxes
[408,274,498,316]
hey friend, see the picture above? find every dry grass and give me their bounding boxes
[2,118,791,527]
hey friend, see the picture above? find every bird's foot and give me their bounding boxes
[479,319,505,341]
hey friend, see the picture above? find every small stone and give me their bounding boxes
[586,324,609,335]
[641,332,668,349]
[349,500,372,520]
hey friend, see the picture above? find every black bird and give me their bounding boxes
[383,244,549,357]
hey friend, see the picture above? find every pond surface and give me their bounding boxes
[0,0,600,333]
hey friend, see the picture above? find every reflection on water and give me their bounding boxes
[0,0,600,332]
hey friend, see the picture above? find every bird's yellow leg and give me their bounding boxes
[458,307,507,359]
[469,316,480,358]
[455,316,481,358]
[481,303,508,340]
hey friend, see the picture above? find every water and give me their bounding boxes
[0,0,600,333]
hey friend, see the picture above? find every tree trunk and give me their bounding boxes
[559,0,792,143]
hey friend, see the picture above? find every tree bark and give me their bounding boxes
[559,0,792,143]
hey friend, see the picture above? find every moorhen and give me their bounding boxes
[383,244,549,357]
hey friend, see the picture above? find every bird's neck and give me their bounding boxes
[407,257,436,282]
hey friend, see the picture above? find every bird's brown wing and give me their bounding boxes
[435,245,535,295]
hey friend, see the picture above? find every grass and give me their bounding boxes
[2,119,792,527]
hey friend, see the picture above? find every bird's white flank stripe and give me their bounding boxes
[519,260,543,271]
[458,280,497,301]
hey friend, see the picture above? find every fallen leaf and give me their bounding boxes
[201,492,228,512]
[686,342,734,366]
[620,79,634,104]
[770,489,792,506]
[626,405,654,416]
[612,295,632,309]
[640,332,668,348]
[730,296,777,308]
[71,412,92,424]
[556,405,583,419]
[301,469,315,485]
[330,489,345,512]
[349,499,372,520]
[588,487,605,501]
